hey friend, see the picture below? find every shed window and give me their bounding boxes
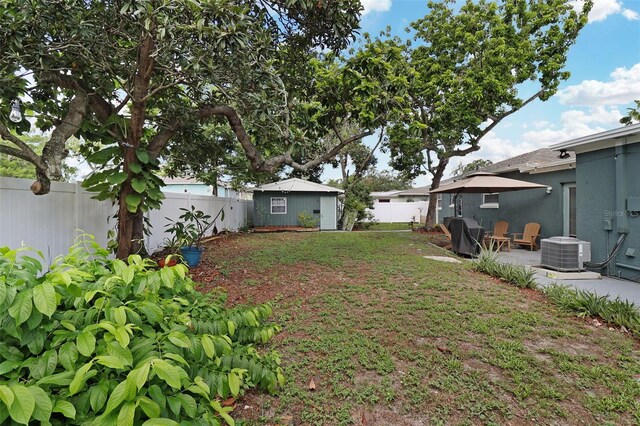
[270,197,287,214]
[437,194,442,210]
[481,193,499,209]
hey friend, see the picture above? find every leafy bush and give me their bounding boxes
[544,284,640,334]
[0,236,283,425]
[297,210,318,228]
[472,248,537,289]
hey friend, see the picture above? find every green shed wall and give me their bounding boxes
[576,144,640,279]
[253,191,338,229]
[438,169,576,241]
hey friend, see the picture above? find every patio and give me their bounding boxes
[495,248,640,305]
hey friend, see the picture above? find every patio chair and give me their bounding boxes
[484,221,510,251]
[512,222,541,251]
[437,223,452,250]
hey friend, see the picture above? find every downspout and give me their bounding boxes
[615,142,629,234]
[614,139,630,276]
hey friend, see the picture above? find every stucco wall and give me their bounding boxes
[253,191,335,228]
[576,144,640,279]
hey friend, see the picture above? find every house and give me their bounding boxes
[550,123,640,280]
[371,186,430,203]
[370,186,430,223]
[252,178,343,230]
[163,177,252,199]
[437,148,576,241]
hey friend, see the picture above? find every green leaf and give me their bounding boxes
[52,400,76,419]
[89,380,110,412]
[136,150,150,164]
[125,193,142,212]
[134,362,151,390]
[114,306,127,325]
[122,267,135,285]
[117,401,136,426]
[0,385,14,408]
[114,326,131,348]
[32,282,56,317]
[28,386,52,422]
[129,162,143,174]
[137,396,160,419]
[227,320,236,336]
[8,385,35,425]
[107,171,128,185]
[0,278,7,306]
[77,331,96,357]
[58,342,79,371]
[69,361,93,395]
[8,291,33,326]
[36,371,74,386]
[142,419,179,426]
[152,359,181,389]
[202,335,215,358]
[96,355,127,370]
[228,372,241,397]
[87,146,120,165]
[104,380,128,415]
[175,394,197,417]
[131,178,147,193]
[167,331,191,348]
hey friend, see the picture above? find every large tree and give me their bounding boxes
[387,0,590,226]
[0,0,377,258]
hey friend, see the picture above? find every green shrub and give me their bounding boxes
[0,235,283,425]
[472,248,537,289]
[297,210,318,228]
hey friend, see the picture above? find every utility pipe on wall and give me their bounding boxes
[615,142,629,233]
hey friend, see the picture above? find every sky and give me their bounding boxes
[321,0,640,187]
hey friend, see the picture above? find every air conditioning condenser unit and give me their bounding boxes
[541,237,591,272]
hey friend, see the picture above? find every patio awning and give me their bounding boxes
[430,175,548,194]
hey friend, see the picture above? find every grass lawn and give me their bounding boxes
[197,231,640,425]
[358,222,415,231]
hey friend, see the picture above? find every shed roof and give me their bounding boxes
[394,186,431,196]
[254,178,344,193]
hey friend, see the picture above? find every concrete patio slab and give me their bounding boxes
[495,248,640,305]
[423,255,462,264]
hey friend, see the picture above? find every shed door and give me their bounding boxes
[320,196,336,230]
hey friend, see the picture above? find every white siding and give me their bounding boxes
[367,201,429,223]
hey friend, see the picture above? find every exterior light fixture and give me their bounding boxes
[558,149,570,159]
[546,186,553,194]
[9,100,22,123]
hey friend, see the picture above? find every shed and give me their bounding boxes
[253,178,343,230]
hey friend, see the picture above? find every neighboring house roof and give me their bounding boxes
[394,186,431,196]
[550,122,640,154]
[254,178,344,193]
[473,148,575,176]
[163,177,206,185]
[371,190,402,198]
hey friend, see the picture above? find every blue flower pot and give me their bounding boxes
[180,246,204,268]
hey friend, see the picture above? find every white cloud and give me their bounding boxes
[556,63,640,106]
[521,106,623,145]
[570,0,638,22]
[361,0,391,15]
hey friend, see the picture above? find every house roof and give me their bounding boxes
[254,178,344,193]
[394,186,431,196]
[473,148,575,176]
[550,123,640,154]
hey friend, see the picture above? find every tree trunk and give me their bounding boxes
[115,145,145,259]
[425,159,449,228]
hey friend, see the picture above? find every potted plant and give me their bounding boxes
[165,206,224,267]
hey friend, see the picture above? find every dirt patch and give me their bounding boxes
[254,226,319,232]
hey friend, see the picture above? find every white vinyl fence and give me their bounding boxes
[0,177,252,264]
[367,201,429,223]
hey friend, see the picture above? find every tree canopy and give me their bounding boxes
[0,0,380,257]
[386,0,590,226]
